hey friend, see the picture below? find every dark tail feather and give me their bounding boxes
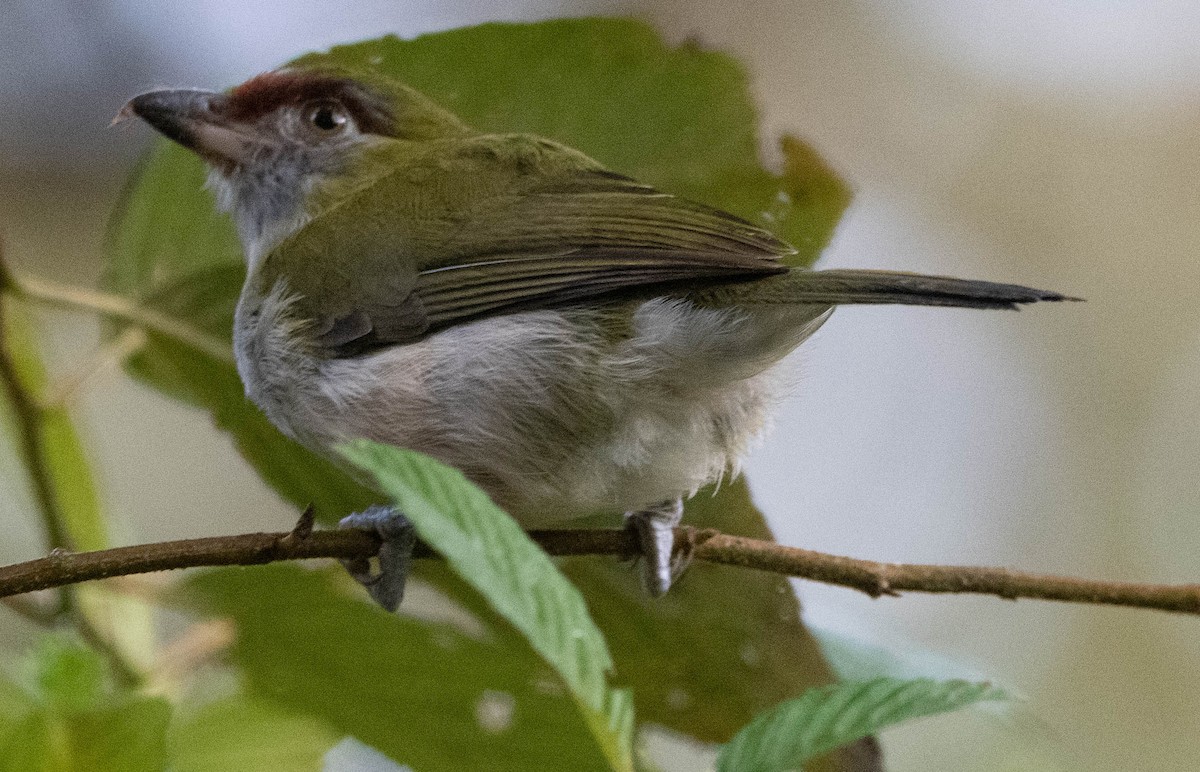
[708,268,1081,310]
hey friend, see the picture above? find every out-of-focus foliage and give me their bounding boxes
[167,694,337,772]
[0,639,341,772]
[0,299,155,665]
[0,639,169,772]
[563,479,842,743]
[187,565,621,771]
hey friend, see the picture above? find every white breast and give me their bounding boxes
[234,280,832,525]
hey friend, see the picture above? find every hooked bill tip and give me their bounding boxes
[110,101,137,128]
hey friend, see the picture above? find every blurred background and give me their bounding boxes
[2,1,1199,770]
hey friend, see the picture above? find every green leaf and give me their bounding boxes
[101,19,850,520]
[294,19,849,267]
[0,639,170,772]
[68,698,171,772]
[2,301,106,551]
[340,440,633,772]
[169,693,337,772]
[717,678,1008,772]
[26,638,108,713]
[0,710,69,772]
[185,564,623,772]
[0,301,155,665]
[103,18,857,767]
[0,671,37,749]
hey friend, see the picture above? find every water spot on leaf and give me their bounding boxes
[475,690,516,734]
[665,687,691,711]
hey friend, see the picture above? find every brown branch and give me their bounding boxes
[0,249,1196,617]
[1,522,1198,615]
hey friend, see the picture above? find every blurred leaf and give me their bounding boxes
[104,143,244,299]
[0,639,169,772]
[341,440,634,772]
[186,564,621,771]
[716,678,1008,772]
[0,301,155,665]
[68,698,171,772]
[169,693,337,772]
[0,668,37,748]
[566,481,881,771]
[2,301,106,551]
[413,480,874,770]
[776,135,852,263]
[27,637,108,712]
[813,627,995,685]
[0,710,68,772]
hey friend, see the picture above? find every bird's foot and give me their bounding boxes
[625,499,688,597]
[339,505,416,612]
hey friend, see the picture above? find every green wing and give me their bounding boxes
[262,134,791,354]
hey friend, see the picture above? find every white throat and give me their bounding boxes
[207,167,312,274]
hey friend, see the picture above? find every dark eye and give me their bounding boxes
[304,101,348,132]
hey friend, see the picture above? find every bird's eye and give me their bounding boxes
[303,101,349,133]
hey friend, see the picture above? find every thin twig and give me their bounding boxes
[1,595,58,626]
[0,524,1197,615]
[10,273,234,364]
[42,327,147,409]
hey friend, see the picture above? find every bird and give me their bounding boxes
[117,67,1074,611]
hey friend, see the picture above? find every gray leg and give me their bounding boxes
[625,499,686,597]
[339,505,416,612]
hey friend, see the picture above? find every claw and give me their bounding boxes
[338,505,416,612]
[625,499,686,597]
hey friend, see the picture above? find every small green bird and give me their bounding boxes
[119,68,1072,610]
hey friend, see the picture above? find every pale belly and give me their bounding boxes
[235,285,831,525]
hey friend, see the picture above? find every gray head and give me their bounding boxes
[118,69,465,262]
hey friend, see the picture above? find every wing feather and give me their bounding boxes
[263,134,792,355]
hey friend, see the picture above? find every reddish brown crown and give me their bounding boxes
[226,70,396,135]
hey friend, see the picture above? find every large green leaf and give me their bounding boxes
[102,18,849,519]
[386,479,876,770]
[341,440,633,772]
[717,678,1008,772]
[169,693,338,772]
[187,564,622,771]
[104,18,862,769]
